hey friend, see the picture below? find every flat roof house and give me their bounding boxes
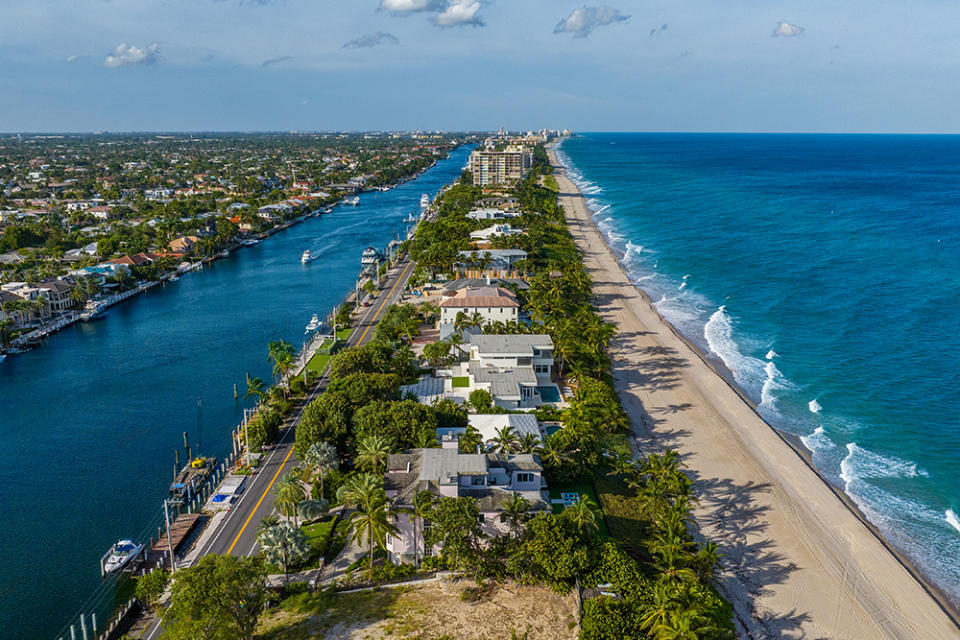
[448,334,557,409]
[384,447,549,564]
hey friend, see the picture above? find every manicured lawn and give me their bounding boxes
[302,518,336,563]
[306,352,331,375]
[549,481,609,537]
[451,376,470,388]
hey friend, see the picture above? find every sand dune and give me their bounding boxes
[549,147,960,640]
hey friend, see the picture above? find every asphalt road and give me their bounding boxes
[142,257,414,639]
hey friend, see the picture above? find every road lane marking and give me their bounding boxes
[225,259,412,554]
[355,260,412,345]
[226,444,295,554]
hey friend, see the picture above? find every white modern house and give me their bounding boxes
[448,334,557,409]
[466,208,522,221]
[437,414,543,450]
[384,447,550,564]
[469,224,523,243]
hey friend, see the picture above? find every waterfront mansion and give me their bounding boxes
[383,447,550,564]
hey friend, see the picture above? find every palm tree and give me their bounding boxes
[499,492,530,538]
[274,471,306,526]
[337,473,383,511]
[535,432,571,472]
[415,429,438,448]
[515,433,538,454]
[564,495,599,535]
[458,424,483,453]
[348,491,400,572]
[356,433,391,474]
[693,541,722,580]
[412,490,435,566]
[258,520,310,583]
[0,318,13,348]
[449,332,465,361]
[257,514,280,537]
[243,373,267,404]
[302,441,339,500]
[468,311,485,331]
[492,425,519,454]
[267,340,296,384]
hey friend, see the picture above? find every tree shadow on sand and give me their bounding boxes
[689,475,810,638]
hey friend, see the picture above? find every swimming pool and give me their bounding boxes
[537,385,561,402]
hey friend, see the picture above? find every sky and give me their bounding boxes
[2,0,959,133]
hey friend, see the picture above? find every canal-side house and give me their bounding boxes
[466,208,522,221]
[169,235,200,254]
[453,334,557,409]
[36,278,75,314]
[383,447,550,564]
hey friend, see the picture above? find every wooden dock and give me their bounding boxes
[142,512,202,569]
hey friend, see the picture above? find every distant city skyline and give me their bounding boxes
[3,0,960,133]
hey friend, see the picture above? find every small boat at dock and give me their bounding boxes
[305,314,322,333]
[102,539,144,575]
[342,196,360,206]
[420,194,430,209]
[301,250,312,264]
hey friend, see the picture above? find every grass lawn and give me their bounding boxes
[451,376,470,388]
[548,481,609,537]
[305,352,331,375]
[593,474,646,551]
[302,517,338,565]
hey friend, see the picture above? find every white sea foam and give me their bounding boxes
[947,510,960,534]
[765,349,778,360]
[809,399,822,414]
[704,305,776,403]
[592,204,611,217]
[840,443,928,489]
[800,426,831,452]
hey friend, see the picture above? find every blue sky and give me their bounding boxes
[2,0,959,133]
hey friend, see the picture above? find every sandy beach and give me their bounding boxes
[548,147,960,640]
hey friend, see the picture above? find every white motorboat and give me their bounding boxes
[361,246,381,266]
[342,196,360,206]
[103,539,143,574]
[305,314,322,333]
[301,249,311,264]
[0,354,6,363]
[420,194,430,209]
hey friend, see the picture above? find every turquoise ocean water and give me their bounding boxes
[0,144,473,639]
[558,133,960,605]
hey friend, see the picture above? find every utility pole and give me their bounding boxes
[163,499,176,572]
[243,408,250,468]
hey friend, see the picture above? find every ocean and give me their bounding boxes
[0,144,473,640]
[557,133,960,605]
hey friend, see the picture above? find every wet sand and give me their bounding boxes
[549,147,960,640]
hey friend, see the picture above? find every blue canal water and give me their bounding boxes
[558,133,960,606]
[0,144,472,639]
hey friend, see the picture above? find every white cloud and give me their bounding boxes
[342,32,399,49]
[554,5,629,38]
[379,0,483,27]
[434,0,483,27]
[772,21,805,37]
[378,0,446,13]
[649,23,667,37]
[65,55,78,63]
[104,42,160,68]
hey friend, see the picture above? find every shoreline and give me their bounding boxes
[548,142,960,639]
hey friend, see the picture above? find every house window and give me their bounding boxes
[472,476,486,486]
[516,472,534,483]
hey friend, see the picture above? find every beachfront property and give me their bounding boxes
[384,447,550,564]
[437,413,543,450]
[469,223,523,243]
[466,207,522,221]
[456,249,527,279]
[468,147,533,186]
[438,285,519,326]
[453,334,557,409]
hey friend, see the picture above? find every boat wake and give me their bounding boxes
[947,510,960,534]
